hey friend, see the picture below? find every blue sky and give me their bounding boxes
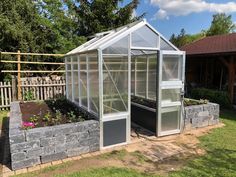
[122,0,236,39]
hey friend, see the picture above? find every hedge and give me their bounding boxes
[191,88,231,108]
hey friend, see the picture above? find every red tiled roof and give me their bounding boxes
[181,33,236,55]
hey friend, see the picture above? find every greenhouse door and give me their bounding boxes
[157,51,185,136]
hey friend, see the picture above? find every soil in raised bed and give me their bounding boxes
[20,98,91,128]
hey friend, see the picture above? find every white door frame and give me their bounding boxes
[157,50,185,137]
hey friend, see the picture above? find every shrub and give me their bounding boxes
[23,90,35,101]
[191,88,231,108]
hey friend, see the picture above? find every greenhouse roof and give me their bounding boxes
[66,19,179,56]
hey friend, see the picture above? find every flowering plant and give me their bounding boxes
[22,121,35,129]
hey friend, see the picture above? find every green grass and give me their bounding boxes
[0,110,8,128]
[99,149,128,160]
[169,109,236,177]
[54,167,156,177]
[130,150,151,164]
[13,162,72,177]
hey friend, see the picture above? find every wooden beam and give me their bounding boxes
[17,50,22,100]
[1,52,64,57]
[1,60,65,65]
[228,57,235,103]
[2,70,65,73]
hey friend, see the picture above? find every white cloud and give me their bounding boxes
[149,0,236,20]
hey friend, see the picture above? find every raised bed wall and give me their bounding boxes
[9,102,100,170]
[184,103,220,130]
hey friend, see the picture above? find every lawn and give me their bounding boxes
[0,110,8,129]
[10,109,236,177]
[169,109,236,177]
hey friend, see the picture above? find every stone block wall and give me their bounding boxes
[184,103,219,131]
[9,102,100,170]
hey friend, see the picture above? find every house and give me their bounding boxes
[181,33,236,103]
[65,19,186,148]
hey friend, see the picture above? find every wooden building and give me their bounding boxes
[181,33,236,103]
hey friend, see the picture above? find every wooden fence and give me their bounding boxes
[0,78,66,110]
[0,82,12,109]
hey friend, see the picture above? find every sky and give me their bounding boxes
[122,0,236,39]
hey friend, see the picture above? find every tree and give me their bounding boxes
[206,13,236,36]
[170,28,205,48]
[74,0,144,36]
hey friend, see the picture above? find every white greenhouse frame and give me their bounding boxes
[65,19,186,149]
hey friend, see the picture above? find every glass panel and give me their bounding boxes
[148,55,157,100]
[80,55,87,108]
[132,25,158,48]
[102,36,129,114]
[160,37,175,50]
[161,106,180,132]
[67,71,72,100]
[72,56,78,71]
[66,57,71,70]
[162,55,182,81]
[71,56,79,101]
[103,57,128,114]
[136,56,147,97]
[103,37,128,54]
[88,53,99,114]
[162,89,181,104]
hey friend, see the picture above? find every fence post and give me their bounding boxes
[17,50,22,100]
[12,75,17,101]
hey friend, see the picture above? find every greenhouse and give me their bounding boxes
[65,19,185,149]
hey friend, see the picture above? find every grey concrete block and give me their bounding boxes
[12,157,40,170]
[65,141,80,150]
[89,144,99,152]
[43,146,55,155]
[55,144,67,153]
[9,133,25,144]
[11,152,26,161]
[40,137,55,147]
[26,128,53,141]
[67,146,90,157]
[41,152,67,163]
[55,135,66,144]
[78,131,89,140]
[11,141,40,153]
[66,133,78,142]
[27,148,43,158]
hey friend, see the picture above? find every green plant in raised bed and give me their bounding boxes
[52,110,63,125]
[67,111,77,123]
[29,115,39,127]
[43,111,52,126]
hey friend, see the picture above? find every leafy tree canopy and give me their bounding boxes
[75,0,144,36]
[170,28,205,48]
[0,0,142,54]
[170,13,236,48]
[206,13,236,36]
